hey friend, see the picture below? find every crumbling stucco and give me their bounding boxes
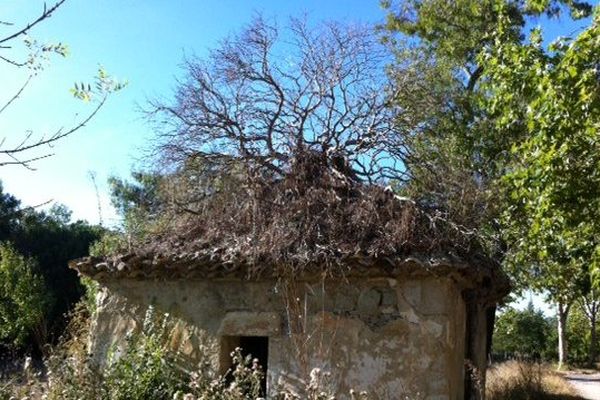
[90,276,468,399]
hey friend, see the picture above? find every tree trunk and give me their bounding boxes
[581,293,599,367]
[557,302,570,369]
[589,313,597,367]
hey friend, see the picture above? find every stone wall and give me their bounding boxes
[91,276,467,399]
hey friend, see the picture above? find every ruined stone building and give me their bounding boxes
[73,248,507,399]
[71,161,509,399]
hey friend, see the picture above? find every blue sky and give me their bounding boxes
[0,0,386,226]
[1,1,595,314]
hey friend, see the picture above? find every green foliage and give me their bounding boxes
[0,301,365,399]
[22,34,69,73]
[0,243,49,348]
[0,182,102,350]
[0,185,22,238]
[564,300,600,365]
[12,208,103,340]
[89,171,167,258]
[383,0,523,65]
[94,164,225,258]
[102,309,187,400]
[178,348,265,400]
[109,171,164,243]
[44,306,187,400]
[89,231,128,257]
[383,1,598,323]
[70,66,128,102]
[493,304,555,360]
[0,383,10,400]
[43,303,106,400]
[44,307,267,400]
[379,0,594,258]
[80,276,99,314]
[480,3,600,296]
[92,166,218,259]
[566,303,590,364]
[108,171,163,217]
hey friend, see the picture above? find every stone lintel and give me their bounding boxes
[218,311,281,336]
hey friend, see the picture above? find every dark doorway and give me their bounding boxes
[220,335,269,396]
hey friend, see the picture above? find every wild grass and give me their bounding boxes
[0,304,346,400]
[486,360,585,400]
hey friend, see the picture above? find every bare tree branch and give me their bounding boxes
[0,75,32,115]
[0,1,67,47]
[0,96,106,169]
[0,1,125,169]
[150,17,405,184]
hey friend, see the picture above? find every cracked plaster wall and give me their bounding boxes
[90,276,467,399]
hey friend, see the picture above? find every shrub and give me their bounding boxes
[45,305,187,400]
[102,308,188,400]
[16,304,348,399]
[177,348,264,400]
[44,302,104,400]
[492,304,554,361]
[0,242,50,350]
[45,305,266,400]
[89,230,128,257]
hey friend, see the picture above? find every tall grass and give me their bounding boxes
[486,360,584,400]
[0,304,345,399]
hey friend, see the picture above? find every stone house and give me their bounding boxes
[72,249,508,399]
[71,155,509,399]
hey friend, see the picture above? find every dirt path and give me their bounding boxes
[565,373,600,400]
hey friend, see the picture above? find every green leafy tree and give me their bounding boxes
[383,0,593,237]
[0,183,102,350]
[108,172,164,244]
[12,205,103,337]
[565,302,595,365]
[0,183,22,239]
[493,303,553,358]
[0,243,50,349]
[383,0,595,366]
[96,160,240,255]
[89,171,166,258]
[578,290,600,365]
[493,303,555,360]
[479,3,600,366]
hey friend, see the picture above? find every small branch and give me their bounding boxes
[0,95,106,157]
[0,199,53,220]
[0,54,27,67]
[0,0,67,46]
[0,152,53,170]
[466,65,483,92]
[0,75,32,115]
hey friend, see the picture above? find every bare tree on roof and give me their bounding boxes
[150,17,405,184]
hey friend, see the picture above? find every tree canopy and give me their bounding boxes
[493,303,555,360]
[482,6,600,299]
[383,0,597,365]
[0,183,102,351]
[150,17,403,184]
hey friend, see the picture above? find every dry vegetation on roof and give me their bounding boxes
[83,18,506,288]
[135,152,492,276]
